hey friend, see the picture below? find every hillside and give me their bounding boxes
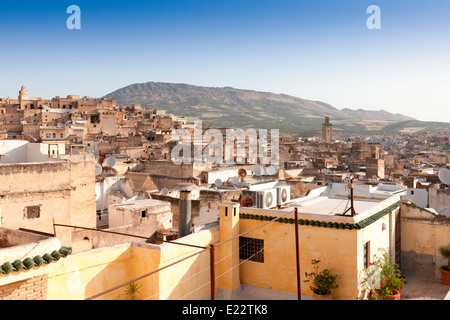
[103,81,447,134]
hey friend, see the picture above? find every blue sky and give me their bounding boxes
[0,0,449,122]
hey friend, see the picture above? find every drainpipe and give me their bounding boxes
[178,186,192,238]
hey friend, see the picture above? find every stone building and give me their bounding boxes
[0,143,96,246]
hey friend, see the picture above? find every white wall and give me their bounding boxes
[401,188,428,208]
[0,140,63,163]
[0,140,28,163]
[429,188,450,217]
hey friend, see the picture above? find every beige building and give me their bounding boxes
[0,183,448,300]
[0,144,96,246]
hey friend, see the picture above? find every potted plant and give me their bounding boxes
[304,259,339,300]
[439,247,450,285]
[361,249,403,300]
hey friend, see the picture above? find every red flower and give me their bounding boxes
[380,285,385,288]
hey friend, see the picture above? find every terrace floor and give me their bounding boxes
[232,272,450,300]
[400,272,449,300]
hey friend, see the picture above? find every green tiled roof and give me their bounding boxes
[0,247,72,275]
[240,200,403,231]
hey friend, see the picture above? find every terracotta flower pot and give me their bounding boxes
[383,289,401,300]
[313,292,333,300]
[440,266,450,285]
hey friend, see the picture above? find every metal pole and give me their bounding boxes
[350,178,356,216]
[210,244,216,301]
[53,219,56,237]
[294,208,301,300]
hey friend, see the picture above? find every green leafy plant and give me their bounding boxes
[122,282,142,300]
[304,259,339,295]
[439,247,450,271]
[361,249,403,300]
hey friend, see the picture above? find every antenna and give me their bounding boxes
[438,168,450,185]
[336,176,357,217]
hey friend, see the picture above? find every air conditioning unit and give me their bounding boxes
[276,185,291,206]
[256,189,277,209]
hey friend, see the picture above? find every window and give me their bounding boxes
[141,210,146,218]
[364,241,370,269]
[239,237,264,263]
[91,115,100,124]
[24,206,41,219]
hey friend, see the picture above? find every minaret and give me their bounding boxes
[322,116,332,144]
[18,85,28,101]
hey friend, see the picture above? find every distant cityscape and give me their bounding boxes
[0,85,449,301]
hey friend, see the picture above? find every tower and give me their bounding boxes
[322,116,332,144]
[18,85,28,101]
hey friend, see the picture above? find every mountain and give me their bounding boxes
[103,81,447,134]
[340,108,414,122]
[382,120,450,134]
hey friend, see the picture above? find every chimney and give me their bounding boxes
[178,186,193,238]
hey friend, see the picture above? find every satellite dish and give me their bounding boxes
[238,168,247,178]
[105,156,117,167]
[161,188,169,196]
[214,179,223,188]
[266,166,277,175]
[240,195,254,207]
[231,176,240,185]
[385,174,390,180]
[95,164,102,176]
[403,172,409,178]
[438,168,450,185]
[71,150,81,155]
[254,167,264,176]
